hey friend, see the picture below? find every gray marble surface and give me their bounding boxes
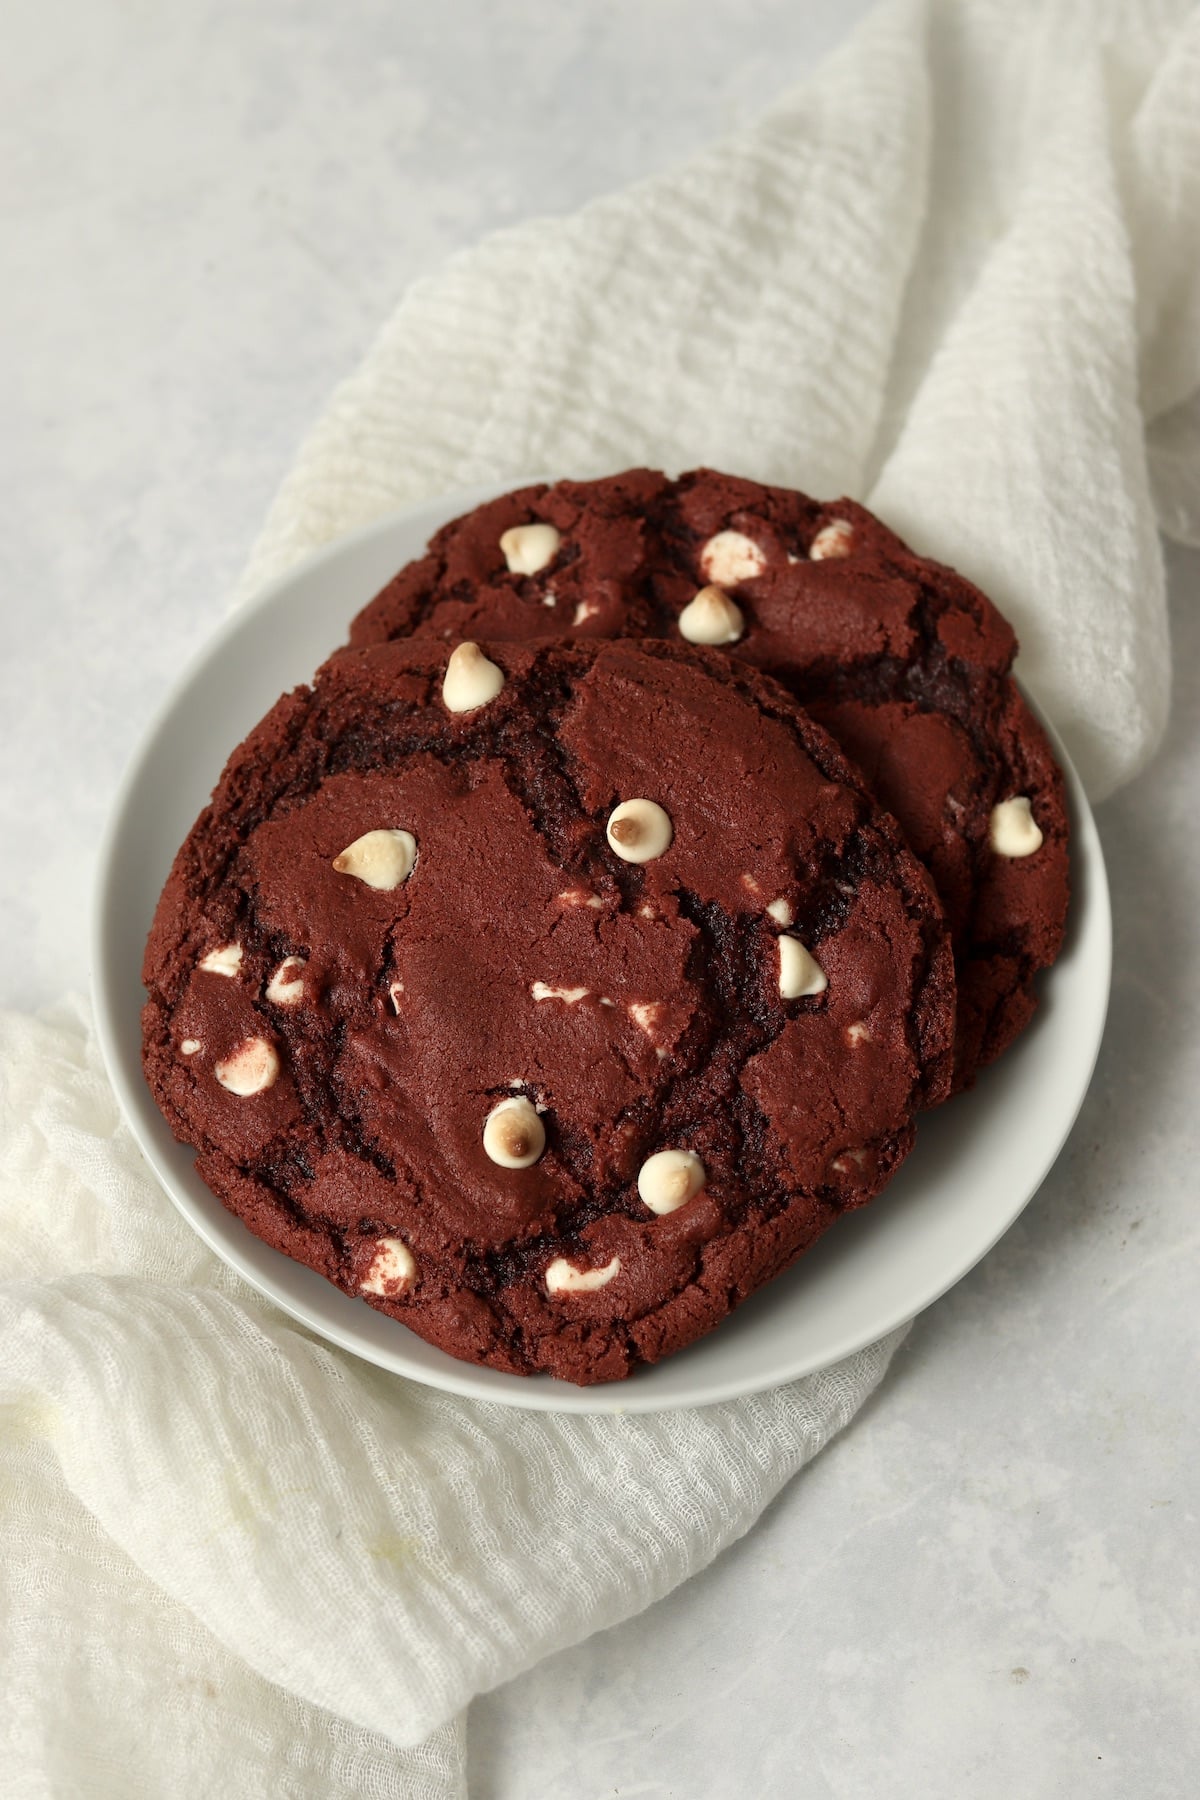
[4,2,1197,1794]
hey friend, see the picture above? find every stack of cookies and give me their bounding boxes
[142,470,1069,1384]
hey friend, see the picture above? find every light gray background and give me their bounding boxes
[3,2,1196,1795]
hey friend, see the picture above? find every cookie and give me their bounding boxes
[351,469,1070,1087]
[142,637,954,1384]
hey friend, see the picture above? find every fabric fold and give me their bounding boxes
[1,1005,902,1750]
[870,55,1167,800]
[3,1428,467,1800]
[1126,7,1200,426]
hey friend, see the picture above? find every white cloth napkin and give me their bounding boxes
[4,2,1198,1794]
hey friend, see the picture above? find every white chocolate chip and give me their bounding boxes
[779,937,828,1000]
[333,828,417,890]
[638,902,658,920]
[199,943,242,977]
[700,529,766,586]
[500,521,561,575]
[483,1096,546,1169]
[637,1149,706,1216]
[531,981,590,1004]
[545,1255,621,1295]
[572,598,601,627]
[846,1021,872,1047]
[989,796,1044,858]
[607,798,673,864]
[442,641,505,714]
[628,1000,664,1037]
[831,1148,869,1175]
[678,584,744,646]
[542,588,557,608]
[360,1235,416,1297]
[265,956,306,1005]
[388,980,404,1013]
[740,872,764,897]
[180,1039,201,1056]
[214,1036,280,1096]
[557,887,604,909]
[809,519,855,561]
[767,898,794,927]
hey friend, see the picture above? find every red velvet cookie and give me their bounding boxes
[352,470,1069,1087]
[142,638,954,1384]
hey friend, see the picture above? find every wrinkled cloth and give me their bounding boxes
[0,1000,897,1797]
[4,1,1198,1794]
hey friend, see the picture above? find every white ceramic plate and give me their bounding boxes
[93,485,1111,1415]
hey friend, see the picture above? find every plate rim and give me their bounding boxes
[91,486,1112,1415]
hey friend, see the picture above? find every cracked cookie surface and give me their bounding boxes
[142,638,953,1384]
[351,469,1070,1087]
